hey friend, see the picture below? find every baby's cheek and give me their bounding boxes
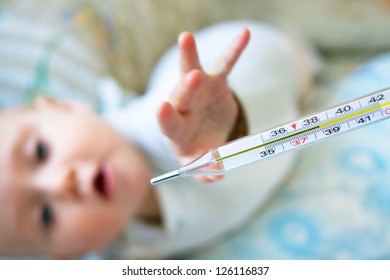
[56,205,125,253]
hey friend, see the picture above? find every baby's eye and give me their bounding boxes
[35,141,48,163]
[41,204,54,229]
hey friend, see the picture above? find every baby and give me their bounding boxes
[0,20,311,259]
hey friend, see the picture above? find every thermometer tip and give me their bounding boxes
[150,170,180,185]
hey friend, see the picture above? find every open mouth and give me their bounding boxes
[94,165,115,200]
[94,169,107,199]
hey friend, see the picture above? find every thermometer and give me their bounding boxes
[151,87,390,185]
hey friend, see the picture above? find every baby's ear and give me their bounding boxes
[34,96,92,113]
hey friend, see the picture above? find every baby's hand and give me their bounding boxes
[157,28,250,182]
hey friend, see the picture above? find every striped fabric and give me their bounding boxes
[0,10,108,111]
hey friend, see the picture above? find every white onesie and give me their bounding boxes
[104,21,306,259]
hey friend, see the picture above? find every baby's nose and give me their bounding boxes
[57,167,78,199]
[49,162,99,200]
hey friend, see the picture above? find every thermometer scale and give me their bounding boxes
[151,87,390,185]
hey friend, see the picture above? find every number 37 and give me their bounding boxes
[290,136,308,146]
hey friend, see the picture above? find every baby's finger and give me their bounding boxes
[211,28,250,75]
[178,32,202,74]
[157,101,185,143]
[170,69,203,112]
[196,174,224,183]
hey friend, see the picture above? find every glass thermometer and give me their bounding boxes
[151,87,390,185]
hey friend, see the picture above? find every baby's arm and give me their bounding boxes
[157,28,250,182]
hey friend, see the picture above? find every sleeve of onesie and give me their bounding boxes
[114,21,306,259]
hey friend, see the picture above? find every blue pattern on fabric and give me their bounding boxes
[185,53,390,259]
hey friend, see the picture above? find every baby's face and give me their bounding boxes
[0,99,151,258]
